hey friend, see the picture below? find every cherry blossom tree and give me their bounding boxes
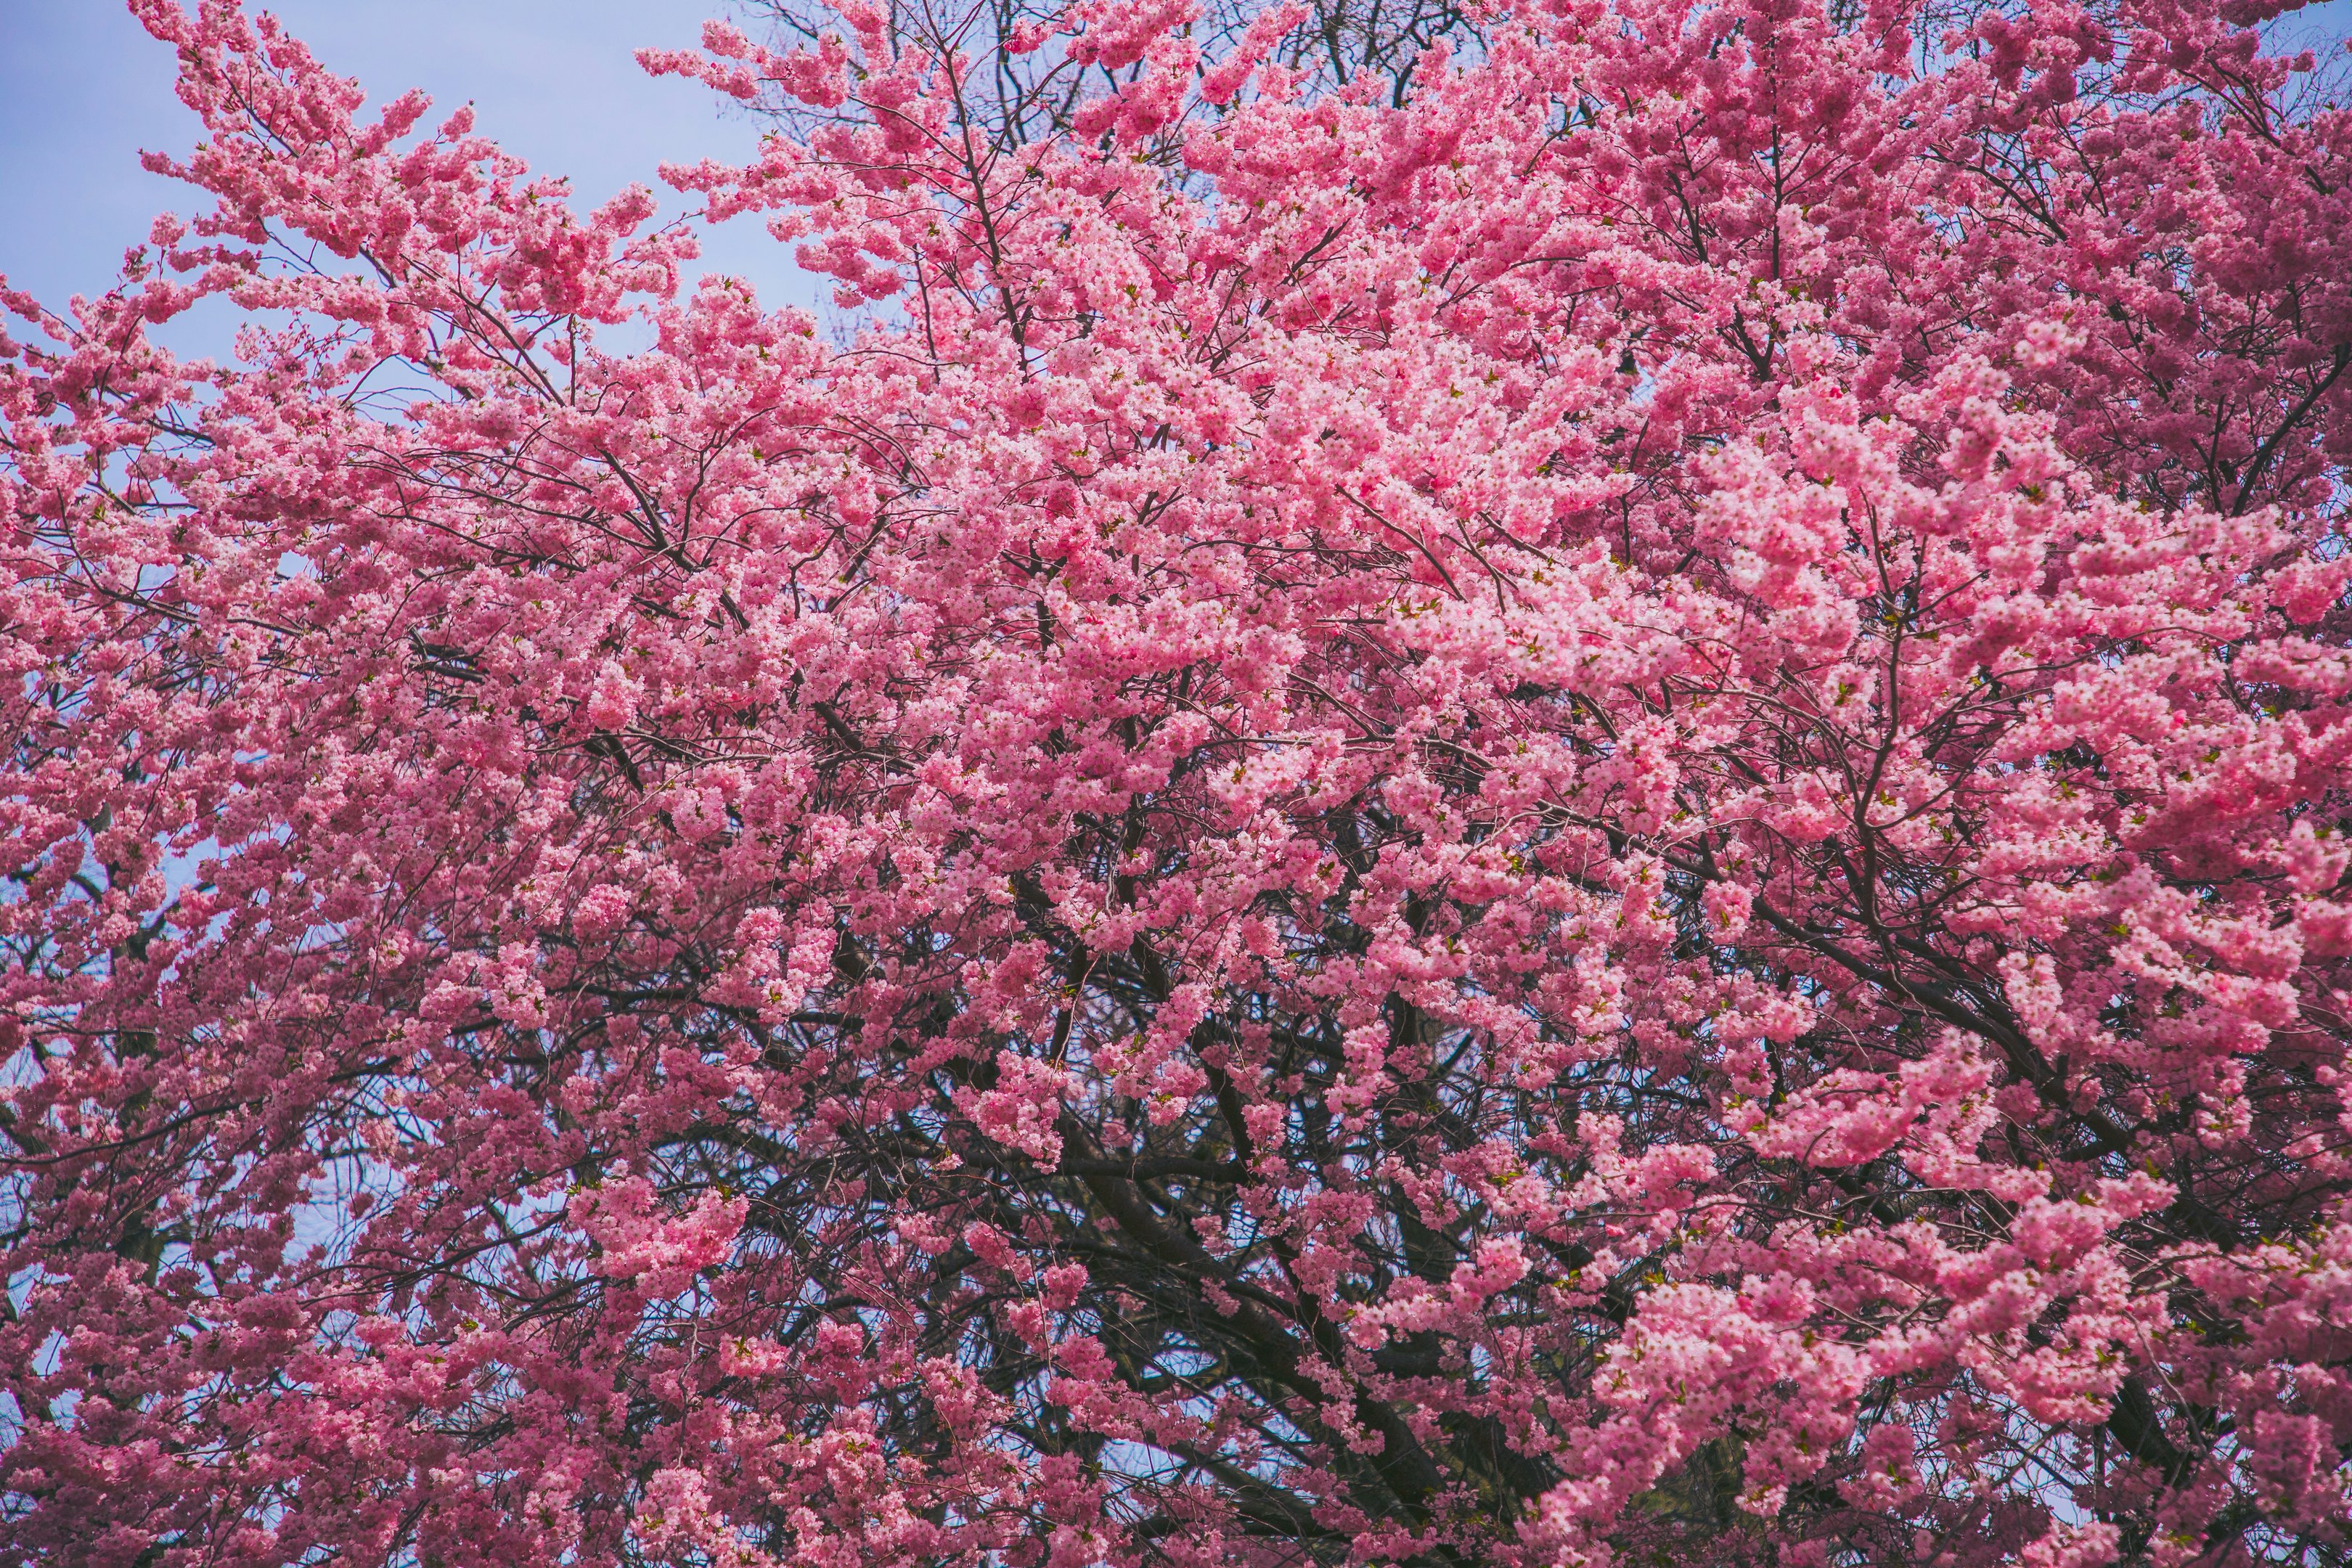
[5,0,2352,1564]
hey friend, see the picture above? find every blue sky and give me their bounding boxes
[0,0,817,336]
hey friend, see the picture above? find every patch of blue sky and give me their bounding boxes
[0,0,824,364]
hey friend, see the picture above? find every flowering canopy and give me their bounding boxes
[5,0,2352,1564]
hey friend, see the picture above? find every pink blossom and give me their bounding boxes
[5,0,2352,1564]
